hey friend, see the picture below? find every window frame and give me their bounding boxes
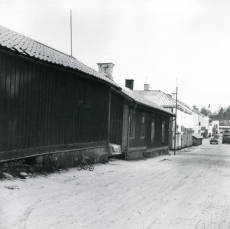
[162,119,165,142]
[151,117,155,142]
[140,112,145,138]
[129,110,135,138]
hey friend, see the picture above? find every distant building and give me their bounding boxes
[212,121,220,135]
[192,106,210,138]
[136,86,193,149]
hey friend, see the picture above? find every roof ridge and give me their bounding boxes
[0,24,75,59]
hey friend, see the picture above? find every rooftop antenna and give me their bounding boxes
[70,10,73,56]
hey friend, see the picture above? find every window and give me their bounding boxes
[162,120,165,142]
[129,110,135,138]
[151,118,155,141]
[141,112,145,138]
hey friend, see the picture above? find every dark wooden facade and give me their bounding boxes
[127,108,170,148]
[110,92,123,145]
[0,50,110,161]
[0,47,173,163]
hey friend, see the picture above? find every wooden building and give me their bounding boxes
[118,82,175,160]
[192,133,203,146]
[136,88,194,150]
[0,25,174,166]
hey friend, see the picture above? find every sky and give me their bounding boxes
[0,0,229,112]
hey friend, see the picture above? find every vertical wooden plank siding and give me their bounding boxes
[110,92,123,145]
[128,108,170,149]
[0,51,109,156]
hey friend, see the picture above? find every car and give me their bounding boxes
[222,132,230,144]
[210,138,218,144]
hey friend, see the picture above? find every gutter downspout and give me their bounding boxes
[126,102,137,159]
[107,87,111,158]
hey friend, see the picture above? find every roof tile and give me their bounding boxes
[0,25,174,116]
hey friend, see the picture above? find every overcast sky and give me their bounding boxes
[0,0,229,112]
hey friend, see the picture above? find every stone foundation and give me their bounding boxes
[125,146,169,160]
[0,147,108,178]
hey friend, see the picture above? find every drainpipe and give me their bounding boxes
[107,87,111,158]
[126,102,137,159]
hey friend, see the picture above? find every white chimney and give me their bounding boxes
[97,63,115,81]
[144,84,150,91]
[193,106,197,110]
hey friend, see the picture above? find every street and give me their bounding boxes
[1,137,230,229]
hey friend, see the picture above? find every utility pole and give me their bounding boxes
[174,84,178,155]
[70,10,72,56]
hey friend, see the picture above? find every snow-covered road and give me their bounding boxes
[1,138,230,229]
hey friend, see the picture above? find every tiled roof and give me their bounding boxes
[167,97,193,115]
[136,90,176,107]
[122,87,175,116]
[0,25,119,87]
[136,90,194,114]
[0,25,174,116]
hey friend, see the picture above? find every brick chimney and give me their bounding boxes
[125,79,134,90]
[144,84,150,91]
[97,63,115,81]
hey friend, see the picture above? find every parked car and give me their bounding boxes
[210,138,218,144]
[222,133,230,144]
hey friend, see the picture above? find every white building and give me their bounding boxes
[192,106,210,138]
[136,86,193,149]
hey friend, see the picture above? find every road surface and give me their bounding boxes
[0,137,230,229]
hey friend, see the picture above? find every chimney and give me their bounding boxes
[193,106,197,110]
[97,63,115,81]
[144,84,150,91]
[171,93,176,99]
[125,79,134,90]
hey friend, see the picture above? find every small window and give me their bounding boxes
[141,113,145,138]
[129,110,135,138]
[151,118,155,141]
[162,120,165,142]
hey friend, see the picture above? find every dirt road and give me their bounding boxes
[1,138,230,229]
